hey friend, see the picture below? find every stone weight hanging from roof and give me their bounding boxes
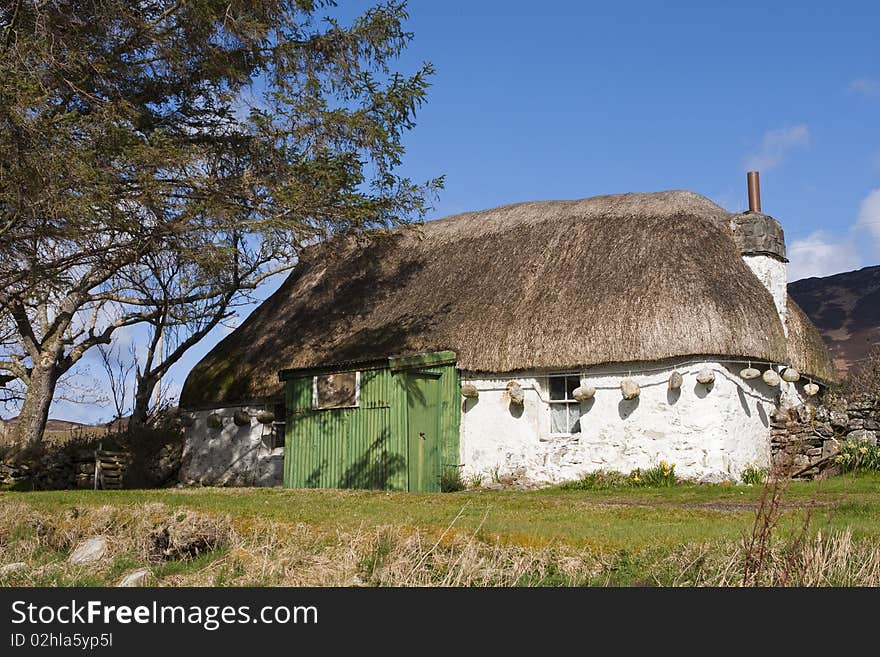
[256,410,275,424]
[572,385,595,401]
[461,383,479,399]
[740,367,760,380]
[620,379,640,400]
[507,382,525,405]
[233,410,251,427]
[762,369,780,386]
[804,382,819,397]
[206,413,223,429]
[696,368,715,385]
[781,367,800,383]
[668,371,683,390]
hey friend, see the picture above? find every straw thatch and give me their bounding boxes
[785,298,837,382]
[181,190,836,406]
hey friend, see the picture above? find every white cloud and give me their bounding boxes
[856,188,880,252]
[849,78,880,97]
[787,188,880,281]
[743,124,811,172]
[787,231,863,281]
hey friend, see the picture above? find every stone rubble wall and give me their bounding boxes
[0,449,98,489]
[770,394,880,478]
[1,436,182,490]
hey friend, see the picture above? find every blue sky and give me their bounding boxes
[51,0,880,423]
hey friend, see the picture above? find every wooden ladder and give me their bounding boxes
[93,445,129,490]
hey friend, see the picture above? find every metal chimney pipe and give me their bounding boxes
[747,171,761,212]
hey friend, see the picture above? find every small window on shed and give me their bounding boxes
[272,402,286,449]
[313,371,360,409]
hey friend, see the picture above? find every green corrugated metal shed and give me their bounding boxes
[280,351,460,492]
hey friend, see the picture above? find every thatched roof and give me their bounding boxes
[785,298,837,382]
[180,190,836,407]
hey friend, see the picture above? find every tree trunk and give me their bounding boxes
[8,363,59,457]
[129,373,158,430]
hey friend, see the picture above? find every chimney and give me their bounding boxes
[747,171,761,212]
[730,172,789,332]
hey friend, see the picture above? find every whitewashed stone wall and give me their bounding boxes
[743,254,788,332]
[179,406,283,487]
[459,361,812,484]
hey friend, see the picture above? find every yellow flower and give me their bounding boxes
[632,475,640,482]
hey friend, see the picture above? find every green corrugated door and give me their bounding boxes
[283,355,459,492]
[405,370,442,492]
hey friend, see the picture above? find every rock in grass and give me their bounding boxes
[0,562,27,575]
[68,536,108,564]
[117,569,151,587]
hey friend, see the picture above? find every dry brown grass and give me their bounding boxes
[2,499,880,587]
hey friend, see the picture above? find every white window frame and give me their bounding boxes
[547,373,581,437]
[312,371,361,410]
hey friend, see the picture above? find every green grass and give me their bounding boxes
[4,471,880,552]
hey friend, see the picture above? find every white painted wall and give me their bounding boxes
[743,255,788,332]
[459,361,803,484]
[180,406,283,487]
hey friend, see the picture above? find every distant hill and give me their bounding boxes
[789,264,880,376]
[0,417,93,432]
[0,417,107,443]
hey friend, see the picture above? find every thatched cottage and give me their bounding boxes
[178,178,835,490]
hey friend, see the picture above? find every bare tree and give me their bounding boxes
[97,342,136,424]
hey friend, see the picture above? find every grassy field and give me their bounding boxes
[1,473,879,586]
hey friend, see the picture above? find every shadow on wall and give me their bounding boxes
[401,371,430,406]
[303,429,405,491]
[618,397,639,420]
[186,420,266,486]
[693,375,716,399]
[724,363,775,428]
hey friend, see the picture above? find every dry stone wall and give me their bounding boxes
[770,394,879,477]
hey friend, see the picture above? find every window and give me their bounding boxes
[548,374,581,435]
[272,402,286,449]
[313,371,360,409]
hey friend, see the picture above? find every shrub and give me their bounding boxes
[834,437,880,473]
[465,473,484,489]
[562,461,679,490]
[631,460,677,487]
[560,470,632,490]
[741,463,768,486]
[440,467,465,492]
